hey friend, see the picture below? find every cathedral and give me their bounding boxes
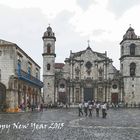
[42,25,140,106]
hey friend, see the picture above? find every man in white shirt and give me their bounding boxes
[95,102,100,117]
[78,102,83,116]
[88,103,93,117]
[84,101,88,116]
[102,102,107,118]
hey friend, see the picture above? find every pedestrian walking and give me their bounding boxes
[102,102,107,118]
[31,104,34,111]
[84,101,88,117]
[95,102,100,117]
[78,102,83,116]
[88,103,93,117]
[40,103,43,112]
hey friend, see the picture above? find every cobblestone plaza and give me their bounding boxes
[0,108,140,140]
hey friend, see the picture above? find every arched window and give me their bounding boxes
[129,43,136,56]
[47,43,51,54]
[17,60,21,70]
[121,64,123,73]
[17,60,21,75]
[48,31,51,36]
[47,64,51,70]
[121,46,124,55]
[28,62,32,76]
[130,62,136,76]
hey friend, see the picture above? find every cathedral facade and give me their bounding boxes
[42,26,140,106]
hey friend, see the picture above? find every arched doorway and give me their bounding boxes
[0,83,6,111]
[58,83,67,104]
[84,88,94,102]
[111,93,118,104]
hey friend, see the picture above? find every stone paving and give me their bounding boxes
[0,108,140,140]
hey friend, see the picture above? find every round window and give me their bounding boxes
[112,84,117,89]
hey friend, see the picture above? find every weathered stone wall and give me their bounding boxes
[121,39,140,105]
[43,76,55,104]
[0,45,15,88]
[0,41,42,112]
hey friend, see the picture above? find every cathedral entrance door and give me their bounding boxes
[58,92,67,104]
[111,93,118,104]
[84,88,94,102]
[0,83,6,111]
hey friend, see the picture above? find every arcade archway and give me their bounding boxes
[0,83,6,111]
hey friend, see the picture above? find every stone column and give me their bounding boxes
[107,85,111,103]
[55,86,58,102]
[94,86,98,101]
[106,85,109,102]
[73,87,75,103]
[103,86,105,102]
[70,86,73,103]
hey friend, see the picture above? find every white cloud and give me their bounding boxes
[118,5,140,33]
[70,0,116,41]
[0,0,140,70]
[0,0,78,18]
[69,0,140,43]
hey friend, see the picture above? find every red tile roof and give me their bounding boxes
[55,63,64,69]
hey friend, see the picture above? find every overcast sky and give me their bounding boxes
[0,0,140,73]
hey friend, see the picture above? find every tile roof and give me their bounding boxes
[55,63,64,69]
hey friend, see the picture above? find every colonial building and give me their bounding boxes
[0,39,43,112]
[42,25,140,106]
[42,26,123,105]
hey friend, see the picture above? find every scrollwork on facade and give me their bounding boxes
[98,67,103,80]
[75,67,80,75]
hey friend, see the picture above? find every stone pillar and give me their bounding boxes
[106,85,109,102]
[103,86,105,102]
[70,86,73,103]
[73,87,75,103]
[55,86,58,102]
[6,89,18,112]
[80,86,83,102]
[107,86,111,103]
[120,86,123,102]
[94,86,98,101]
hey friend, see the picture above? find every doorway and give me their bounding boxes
[111,93,118,104]
[84,88,94,102]
[0,83,6,111]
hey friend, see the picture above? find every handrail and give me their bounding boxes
[16,69,43,87]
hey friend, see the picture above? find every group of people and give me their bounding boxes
[78,101,108,118]
[19,102,44,112]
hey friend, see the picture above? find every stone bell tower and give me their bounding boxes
[120,26,140,105]
[42,25,56,104]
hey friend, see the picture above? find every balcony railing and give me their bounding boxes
[16,69,43,88]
